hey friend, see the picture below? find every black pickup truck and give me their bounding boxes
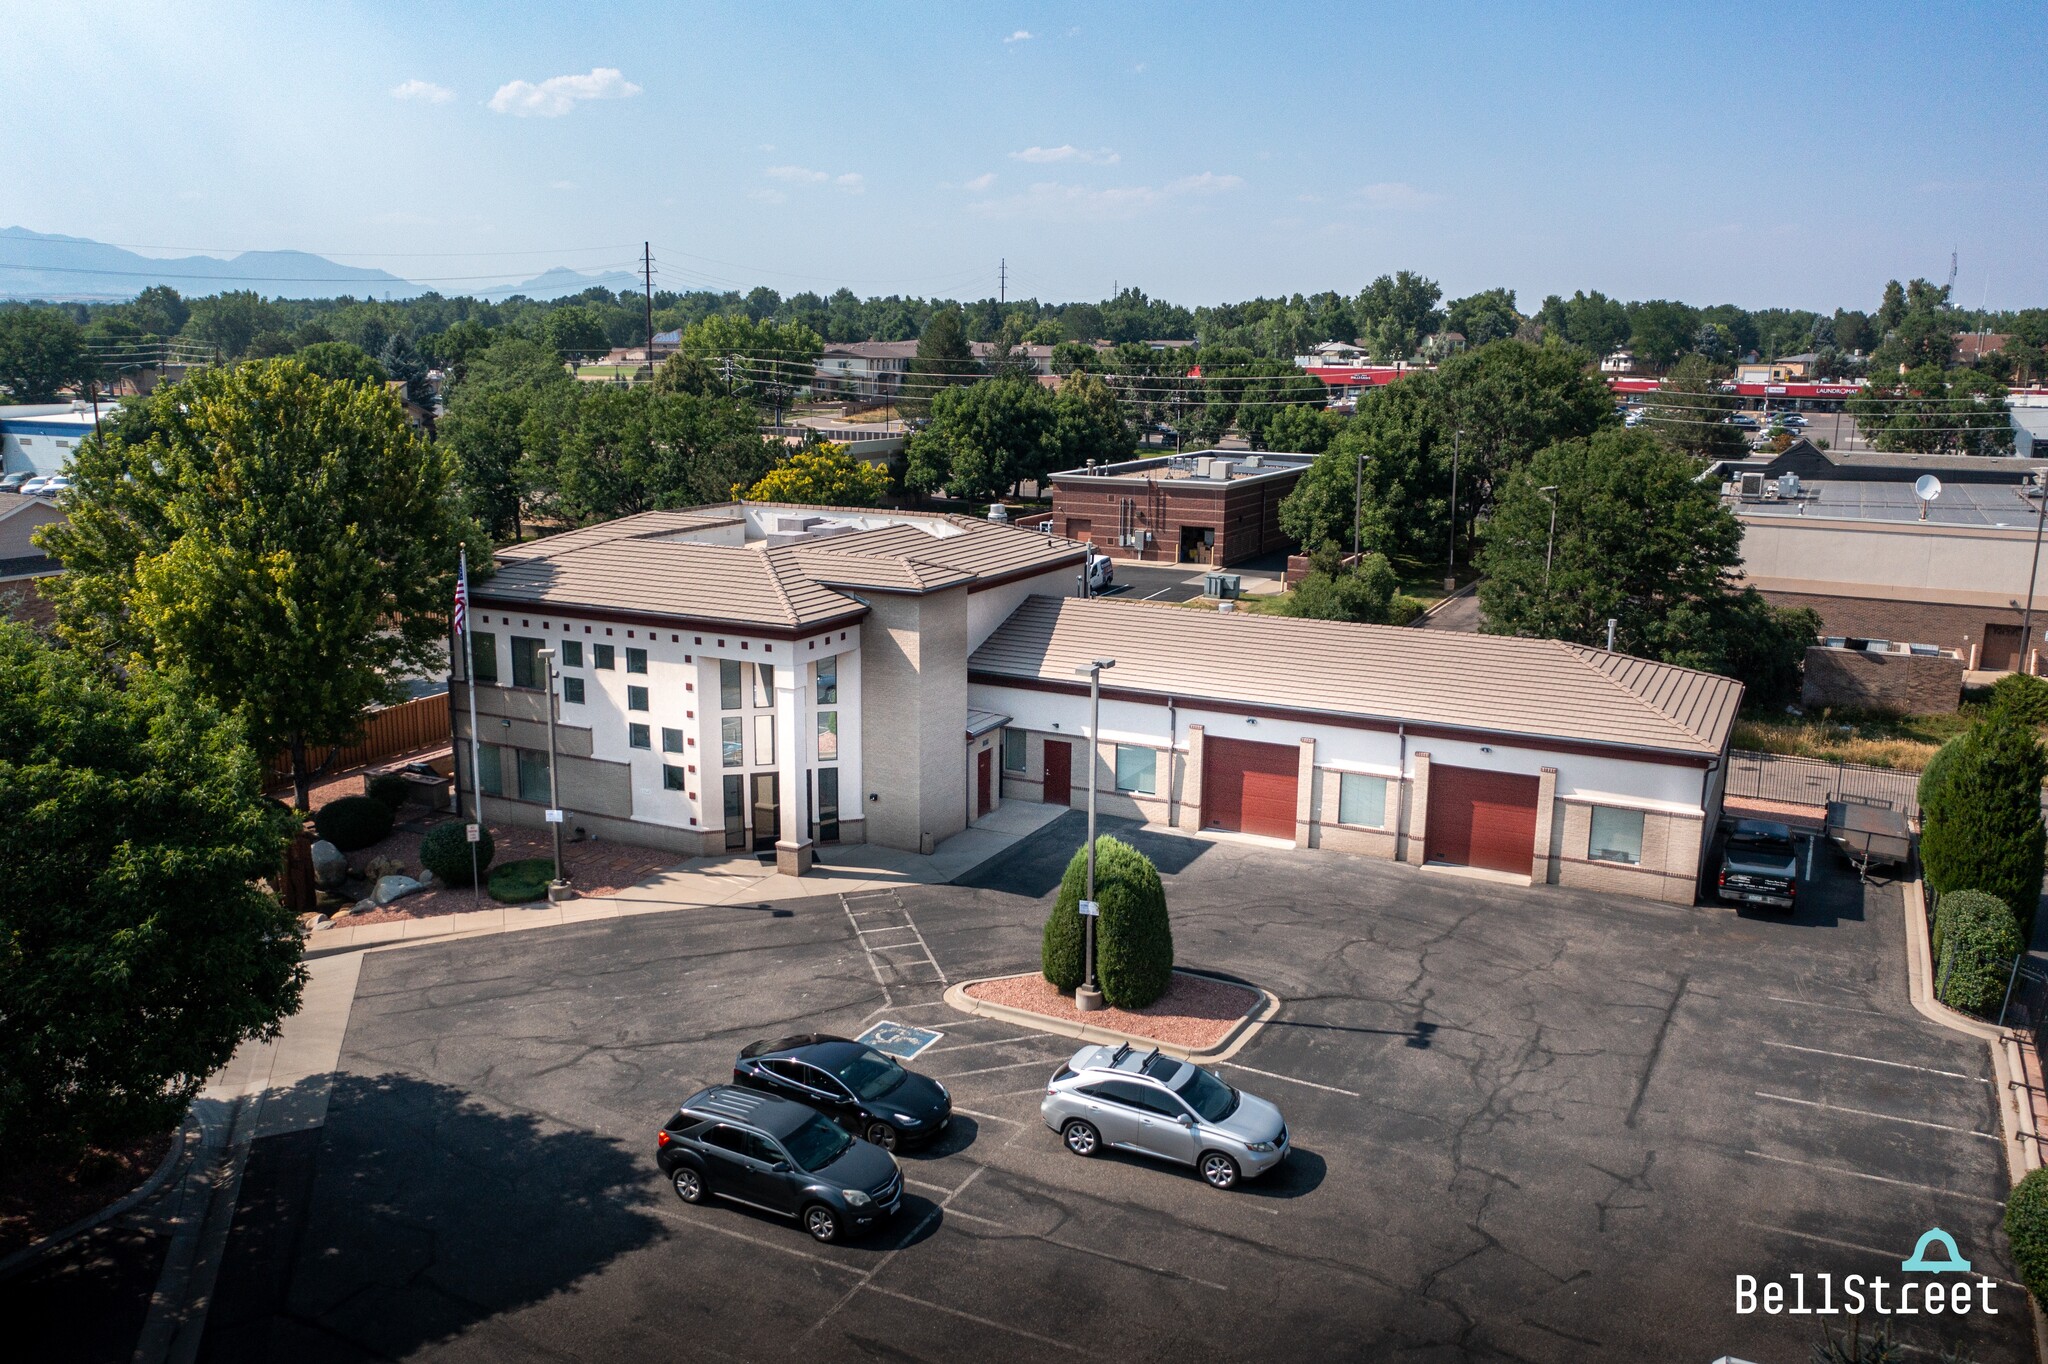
[1717,819,1800,910]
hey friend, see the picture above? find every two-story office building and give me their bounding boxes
[455,502,1741,903]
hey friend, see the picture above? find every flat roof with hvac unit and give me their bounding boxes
[1048,449,1313,568]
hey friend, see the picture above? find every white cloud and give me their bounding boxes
[1004,29,1033,43]
[835,172,865,193]
[765,165,830,184]
[1010,144,1119,165]
[391,79,455,104]
[969,172,1243,222]
[1356,181,1441,209]
[1168,172,1243,194]
[487,67,641,117]
[963,172,997,192]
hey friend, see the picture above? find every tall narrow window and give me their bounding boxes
[477,742,505,796]
[752,663,775,708]
[626,647,648,674]
[753,714,775,767]
[511,636,543,689]
[816,711,838,761]
[817,767,840,843]
[1003,728,1027,773]
[516,749,551,802]
[816,655,838,705]
[723,775,746,848]
[721,717,744,767]
[469,631,498,684]
[720,659,742,710]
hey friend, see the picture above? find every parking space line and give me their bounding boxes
[1742,1222,2025,1292]
[935,1059,1053,1079]
[810,1167,989,1335]
[1218,1061,1362,1098]
[1762,1041,1986,1082]
[1755,1091,2000,1140]
[651,1205,863,1274]
[903,1176,965,1197]
[950,1106,1025,1124]
[861,1284,1081,1353]
[853,924,916,936]
[927,1035,1060,1055]
[1743,1150,2004,1205]
[1764,995,1890,1018]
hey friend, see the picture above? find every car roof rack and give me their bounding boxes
[1107,1042,1133,1068]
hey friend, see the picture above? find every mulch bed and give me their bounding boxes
[0,1127,177,1259]
[964,971,1262,1051]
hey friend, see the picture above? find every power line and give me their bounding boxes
[0,258,644,286]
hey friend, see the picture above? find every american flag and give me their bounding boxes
[453,549,469,636]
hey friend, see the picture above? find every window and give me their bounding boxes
[627,685,649,712]
[1114,745,1156,795]
[626,647,648,674]
[516,748,551,802]
[723,774,745,848]
[468,631,498,683]
[511,636,543,689]
[753,714,775,766]
[663,765,686,792]
[560,640,583,668]
[1003,728,1027,773]
[816,655,837,704]
[1338,773,1388,828]
[816,711,838,761]
[752,663,775,708]
[721,717,744,767]
[628,722,651,749]
[1085,1081,1182,1116]
[477,742,505,796]
[1589,807,1645,865]
[661,727,684,753]
[817,767,839,843]
[563,676,586,705]
[720,659,742,710]
[593,643,615,670]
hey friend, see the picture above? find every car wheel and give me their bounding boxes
[1199,1152,1240,1190]
[863,1121,899,1151]
[671,1166,705,1204]
[1062,1120,1100,1157]
[803,1203,841,1243]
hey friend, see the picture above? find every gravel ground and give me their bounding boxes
[0,1127,176,1257]
[965,970,1260,1049]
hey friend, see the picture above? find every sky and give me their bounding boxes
[5,1,2043,312]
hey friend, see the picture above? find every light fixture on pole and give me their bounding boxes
[1072,656,1116,1012]
[1444,428,1463,591]
[1537,486,1559,592]
[538,647,571,902]
[2022,472,2047,676]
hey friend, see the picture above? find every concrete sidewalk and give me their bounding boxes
[307,799,1069,957]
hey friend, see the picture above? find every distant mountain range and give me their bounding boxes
[0,228,644,303]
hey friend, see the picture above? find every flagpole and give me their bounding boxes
[460,545,484,905]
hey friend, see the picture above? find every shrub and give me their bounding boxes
[1041,836,1173,1008]
[1932,889,2022,1015]
[366,772,410,809]
[419,819,493,887]
[1991,672,2048,727]
[1920,713,2048,940]
[1917,734,1965,811]
[312,794,393,852]
[1282,549,1400,625]
[488,857,556,904]
[2009,1166,2048,1304]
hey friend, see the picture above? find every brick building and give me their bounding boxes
[1047,451,1312,567]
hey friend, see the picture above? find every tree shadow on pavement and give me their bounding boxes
[954,812,1211,897]
[199,1071,664,1364]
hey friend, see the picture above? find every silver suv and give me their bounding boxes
[1041,1042,1288,1189]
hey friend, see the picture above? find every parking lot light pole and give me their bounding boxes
[1538,486,1559,592]
[1074,657,1116,1012]
[539,648,569,900]
[1444,429,1463,591]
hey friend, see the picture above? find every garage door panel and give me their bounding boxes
[1204,737,1298,840]
[1428,765,1539,876]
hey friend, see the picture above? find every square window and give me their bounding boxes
[1114,745,1156,795]
[561,640,583,668]
[1589,807,1645,865]
[721,717,744,767]
[720,659,742,710]
[516,748,551,802]
[663,765,686,792]
[593,643,615,670]
[1338,773,1388,828]
[816,711,838,761]
[626,647,648,674]
[1003,728,1026,773]
[661,727,684,753]
[816,655,838,705]
[753,713,775,766]
[627,685,649,712]
[629,723,651,750]
[563,676,586,705]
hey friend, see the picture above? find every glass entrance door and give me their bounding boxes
[750,772,780,850]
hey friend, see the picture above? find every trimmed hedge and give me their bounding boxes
[488,857,556,904]
[1991,672,2048,727]
[1920,713,2048,940]
[2008,1166,2048,1305]
[420,820,493,888]
[1040,836,1173,1008]
[366,772,410,809]
[1933,889,2022,1016]
[312,794,393,852]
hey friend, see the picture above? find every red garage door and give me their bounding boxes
[1426,765,1540,876]
[1204,737,1298,840]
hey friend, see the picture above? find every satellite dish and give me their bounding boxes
[1914,474,1943,502]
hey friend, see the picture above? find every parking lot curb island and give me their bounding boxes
[943,968,1281,1063]
[0,1110,199,1283]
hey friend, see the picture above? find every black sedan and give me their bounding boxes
[733,1034,951,1151]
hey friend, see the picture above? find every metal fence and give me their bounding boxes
[1723,750,1922,818]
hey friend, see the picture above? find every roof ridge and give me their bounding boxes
[1543,640,1708,746]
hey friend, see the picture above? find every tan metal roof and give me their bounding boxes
[479,539,865,630]
[970,596,1742,759]
[819,517,1086,582]
[783,546,975,594]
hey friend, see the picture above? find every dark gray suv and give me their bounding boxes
[656,1085,902,1242]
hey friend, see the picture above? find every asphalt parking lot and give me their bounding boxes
[1088,561,1213,604]
[197,814,2031,1363]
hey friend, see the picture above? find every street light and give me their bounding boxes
[2023,471,2048,675]
[1444,429,1463,591]
[538,647,570,901]
[1351,450,1370,559]
[1072,656,1116,1012]
[1537,486,1559,593]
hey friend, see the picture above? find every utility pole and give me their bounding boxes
[999,258,1006,305]
[2022,472,2048,676]
[1073,657,1116,1012]
[642,242,655,378]
[1352,450,1368,559]
[1538,486,1560,592]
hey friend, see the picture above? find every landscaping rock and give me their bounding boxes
[364,855,408,884]
[310,840,348,890]
[416,870,439,891]
[371,874,426,906]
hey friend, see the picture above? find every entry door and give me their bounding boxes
[1203,737,1298,840]
[976,749,994,816]
[1984,623,2025,671]
[1043,740,1072,808]
[750,772,780,850]
[1426,765,1540,876]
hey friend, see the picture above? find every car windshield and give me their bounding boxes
[831,1048,907,1102]
[1174,1064,1240,1123]
[780,1114,854,1172]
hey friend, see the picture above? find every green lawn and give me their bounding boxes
[488,857,557,903]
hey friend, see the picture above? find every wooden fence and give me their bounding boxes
[264,693,448,789]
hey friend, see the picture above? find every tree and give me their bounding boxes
[0,621,304,1162]
[1050,371,1134,470]
[1644,354,1744,459]
[542,305,610,362]
[549,386,775,523]
[39,359,478,810]
[127,285,189,338]
[1535,290,1630,357]
[1848,365,2012,456]
[1437,340,1616,512]
[378,333,433,408]
[437,388,531,540]
[1279,371,1450,562]
[0,307,87,401]
[454,335,571,397]
[1262,402,1345,454]
[1041,836,1173,1009]
[904,305,978,415]
[1919,711,2047,940]
[743,442,891,506]
[184,290,280,359]
[903,374,1056,504]
[1282,547,1402,624]
[294,341,387,387]
[678,314,823,411]
[1353,271,1441,361]
[1626,299,1699,370]
[1445,288,1523,347]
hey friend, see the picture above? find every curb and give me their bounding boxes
[943,967,1282,1063]
[0,1110,199,1283]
